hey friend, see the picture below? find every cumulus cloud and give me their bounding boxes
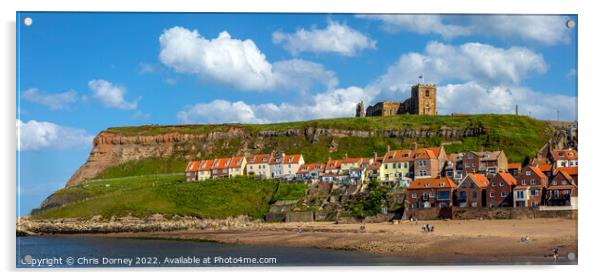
[21,88,77,110]
[437,82,577,121]
[272,21,376,56]
[158,26,336,92]
[17,119,94,151]
[372,41,547,97]
[357,15,572,45]
[178,87,366,124]
[88,79,138,110]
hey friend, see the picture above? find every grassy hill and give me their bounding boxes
[97,114,555,179]
[31,176,307,220]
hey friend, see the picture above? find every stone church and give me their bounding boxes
[356,84,437,117]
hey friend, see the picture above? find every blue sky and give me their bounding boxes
[16,13,577,215]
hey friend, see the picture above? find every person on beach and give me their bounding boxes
[359,222,366,233]
[553,247,559,263]
[296,225,302,235]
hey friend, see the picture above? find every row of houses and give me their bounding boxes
[406,164,578,210]
[185,153,305,181]
[184,146,578,209]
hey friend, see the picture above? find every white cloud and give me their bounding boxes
[158,26,335,92]
[372,41,547,97]
[17,119,94,151]
[21,88,77,110]
[437,82,576,121]
[566,68,577,79]
[88,79,138,110]
[177,87,366,124]
[356,15,470,39]
[272,21,376,56]
[357,15,572,45]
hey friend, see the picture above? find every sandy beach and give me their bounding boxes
[85,218,577,261]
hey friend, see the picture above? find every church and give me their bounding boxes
[356,84,437,117]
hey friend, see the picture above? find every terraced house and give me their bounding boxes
[514,166,547,208]
[456,173,489,208]
[246,154,273,179]
[380,149,412,182]
[407,177,457,209]
[462,150,508,176]
[487,172,517,208]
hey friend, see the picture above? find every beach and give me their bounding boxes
[78,218,577,261]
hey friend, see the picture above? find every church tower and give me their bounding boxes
[410,84,437,115]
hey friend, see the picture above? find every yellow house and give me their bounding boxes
[380,149,413,183]
[196,159,214,181]
[227,156,247,177]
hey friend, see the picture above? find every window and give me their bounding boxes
[530,179,536,185]
[425,90,430,97]
[492,182,496,187]
[472,192,477,199]
[526,171,532,176]
[521,179,526,185]
[552,180,557,185]
[531,189,538,196]
[490,192,495,198]
[501,192,508,197]
[516,191,524,199]
[429,191,435,198]
[562,180,567,185]
[384,164,388,169]
[500,182,505,187]
[437,191,450,200]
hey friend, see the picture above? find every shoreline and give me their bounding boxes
[20,218,578,261]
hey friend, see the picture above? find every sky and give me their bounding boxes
[16,13,577,215]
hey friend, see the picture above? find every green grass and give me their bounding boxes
[31,176,304,220]
[272,183,308,201]
[96,157,186,179]
[96,115,554,178]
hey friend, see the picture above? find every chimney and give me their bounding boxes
[387,145,391,152]
[328,156,332,161]
[479,146,484,153]
[373,151,378,161]
[413,142,418,151]
[344,153,348,159]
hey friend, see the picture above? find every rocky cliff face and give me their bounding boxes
[66,126,487,187]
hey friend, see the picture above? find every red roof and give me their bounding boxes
[383,150,413,163]
[229,156,245,168]
[283,154,303,164]
[198,159,214,171]
[414,148,436,160]
[464,173,489,188]
[325,159,341,171]
[297,163,325,174]
[538,164,553,172]
[367,162,382,171]
[497,172,517,185]
[551,149,578,161]
[508,162,521,170]
[556,167,578,176]
[186,161,201,172]
[530,166,547,179]
[409,177,457,190]
[340,157,361,164]
[212,158,231,170]
[247,154,272,164]
[427,147,442,158]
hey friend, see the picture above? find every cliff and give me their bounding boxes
[66,114,555,187]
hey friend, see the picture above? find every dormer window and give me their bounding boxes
[526,171,532,176]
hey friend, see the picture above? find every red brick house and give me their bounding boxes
[544,170,578,207]
[556,167,578,185]
[456,173,489,208]
[514,166,547,208]
[486,172,517,207]
[407,177,457,209]
[507,162,521,177]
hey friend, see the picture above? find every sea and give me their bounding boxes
[16,236,576,268]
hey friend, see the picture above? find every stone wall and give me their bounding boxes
[405,207,577,220]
